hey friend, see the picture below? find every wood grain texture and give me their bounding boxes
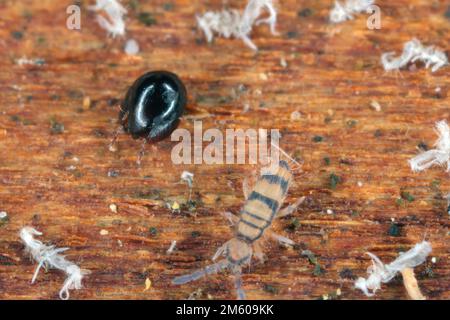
[0,0,449,300]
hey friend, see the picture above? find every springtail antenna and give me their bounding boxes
[172,259,229,285]
[270,141,302,171]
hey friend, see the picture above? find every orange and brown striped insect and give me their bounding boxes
[172,160,304,299]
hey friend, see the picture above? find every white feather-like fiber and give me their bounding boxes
[409,120,450,172]
[329,0,375,23]
[20,227,90,300]
[382,38,449,72]
[90,0,127,37]
[355,241,432,297]
[196,0,278,51]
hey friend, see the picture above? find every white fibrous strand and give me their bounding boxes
[409,120,450,173]
[381,38,449,73]
[196,0,278,51]
[20,227,90,300]
[89,0,127,37]
[329,0,375,23]
[355,241,432,297]
[167,240,177,254]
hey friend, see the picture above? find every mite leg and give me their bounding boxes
[109,110,128,152]
[109,126,124,152]
[276,196,305,218]
[221,211,239,226]
[136,139,148,166]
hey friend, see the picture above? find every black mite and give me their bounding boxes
[110,71,187,164]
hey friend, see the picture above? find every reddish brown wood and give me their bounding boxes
[0,0,449,300]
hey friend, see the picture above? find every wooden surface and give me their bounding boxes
[0,0,449,300]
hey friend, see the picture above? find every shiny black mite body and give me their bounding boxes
[120,71,187,142]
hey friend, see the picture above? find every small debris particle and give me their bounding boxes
[290,111,302,121]
[109,144,118,152]
[109,203,118,213]
[144,278,152,291]
[163,3,174,11]
[445,6,450,20]
[298,8,313,17]
[286,31,298,39]
[149,227,158,236]
[301,250,318,265]
[346,119,358,128]
[326,209,334,215]
[188,288,203,300]
[0,211,8,226]
[374,129,383,138]
[313,135,323,142]
[171,201,180,211]
[431,257,437,264]
[288,218,300,231]
[339,268,355,280]
[82,96,91,110]
[167,240,177,254]
[191,231,201,238]
[50,117,64,135]
[340,158,353,165]
[16,56,45,66]
[421,265,434,278]
[329,173,341,190]
[388,223,401,237]
[400,191,415,202]
[263,284,279,294]
[313,264,325,276]
[11,31,24,40]
[138,12,156,26]
[417,142,429,151]
[370,100,381,112]
[181,200,198,213]
[124,38,140,55]
[108,170,119,177]
[323,157,331,165]
[280,57,288,68]
[357,181,363,187]
[100,229,109,236]
[259,73,268,81]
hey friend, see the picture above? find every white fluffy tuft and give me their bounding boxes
[381,39,448,73]
[409,120,450,172]
[90,0,127,37]
[196,0,278,51]
[329,0,375,23]
[355,241,432,297]
[20,227,90,300]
